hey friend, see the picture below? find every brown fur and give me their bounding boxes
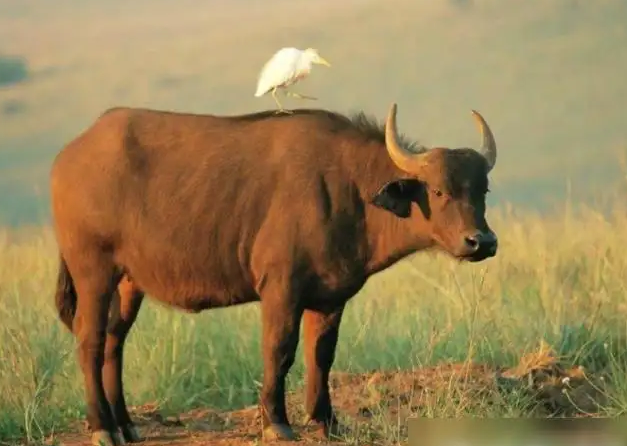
[50,105,498,443]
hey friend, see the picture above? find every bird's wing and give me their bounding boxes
[254,48,303,97]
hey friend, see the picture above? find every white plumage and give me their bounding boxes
[254,47,331,113]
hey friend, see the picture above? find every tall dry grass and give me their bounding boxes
[1,197,627,443]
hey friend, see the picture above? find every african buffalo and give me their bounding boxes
[50,102,498,445]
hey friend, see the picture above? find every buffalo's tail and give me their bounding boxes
[55,254,77,332]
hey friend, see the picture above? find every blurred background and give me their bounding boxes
[1,0,626,226]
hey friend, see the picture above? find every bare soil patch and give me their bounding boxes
[49,342,610,446]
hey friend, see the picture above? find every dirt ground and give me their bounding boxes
[49,342,610,446]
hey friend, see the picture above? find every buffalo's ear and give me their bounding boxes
[371,179,422,218]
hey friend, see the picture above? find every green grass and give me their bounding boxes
[2,198,627,443]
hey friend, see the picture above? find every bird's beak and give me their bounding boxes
[317,57,331,67]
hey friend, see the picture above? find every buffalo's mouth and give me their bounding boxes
[459,251,494,262]
[456,243,498,263]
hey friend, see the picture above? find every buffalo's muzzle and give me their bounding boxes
[459,230,498,261]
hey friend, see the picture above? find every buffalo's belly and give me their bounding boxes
[117,251,257,312]
[165,291,260,313]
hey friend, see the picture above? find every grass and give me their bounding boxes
[1,196,627,444]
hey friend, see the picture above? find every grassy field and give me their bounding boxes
[2,0,627,444]
[1,197,627,444]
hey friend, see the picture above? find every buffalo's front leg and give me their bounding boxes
[259,295,303,441]
[302,305,345,439]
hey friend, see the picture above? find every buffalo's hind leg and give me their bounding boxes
[302,306,345,440]
[68,253,124,446]
[103,276,145,443]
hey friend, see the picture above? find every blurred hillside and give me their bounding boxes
[0,0,626,225]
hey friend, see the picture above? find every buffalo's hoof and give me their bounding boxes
[91,430,125,446]
[262,423,297,441]
[120,424,144,443]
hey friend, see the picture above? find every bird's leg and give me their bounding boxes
[272,88,292,115]
[271,88,283,110]
[286,91,318,101]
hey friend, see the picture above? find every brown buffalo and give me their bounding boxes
[50,102,498,445]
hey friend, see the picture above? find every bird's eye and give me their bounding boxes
[433,189,443,197]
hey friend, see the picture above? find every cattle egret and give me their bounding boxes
[254,47,331,113]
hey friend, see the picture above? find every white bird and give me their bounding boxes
[254,47,331,113]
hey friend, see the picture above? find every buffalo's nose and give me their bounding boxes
[463,235,481,252]
[463,231,498,254]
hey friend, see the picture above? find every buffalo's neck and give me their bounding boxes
[363,207,433,275]
[342,141,434,276]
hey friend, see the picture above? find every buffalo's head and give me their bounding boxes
[372,103,498,262]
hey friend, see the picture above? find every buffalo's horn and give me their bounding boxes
[470,109,497,173]
[384,103,428,173]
